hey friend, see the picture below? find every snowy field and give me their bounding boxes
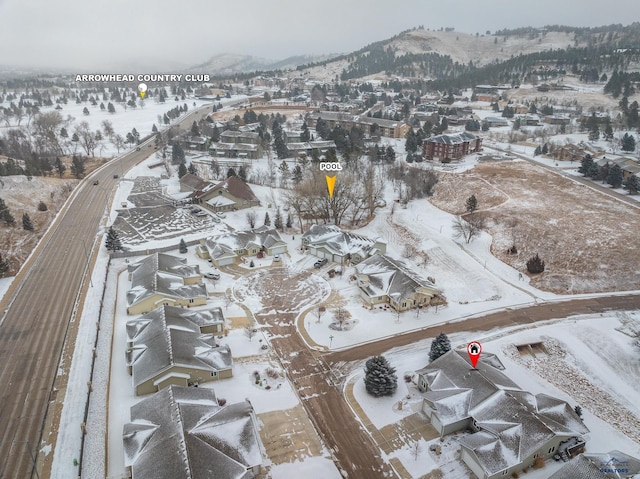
[348,312,640,478]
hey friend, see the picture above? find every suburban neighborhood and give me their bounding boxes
[0,10,639,479]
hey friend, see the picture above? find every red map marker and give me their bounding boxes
[467,341,482,368]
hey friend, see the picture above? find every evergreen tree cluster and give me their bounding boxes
[105,226,122,252]
[364,355,398,397]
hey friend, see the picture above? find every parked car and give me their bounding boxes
[211,216,220,223]
[273,255,281,262]
[204,272,220,280]
[216,212,226,218]
[314,258,328,268]
[113,174,119,179]
[93,180,99,185]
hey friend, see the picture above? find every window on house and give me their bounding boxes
[402,302,406,308]
[501,470,509,476]
[548,446,555,454]
[189,299,194,304]
[211,371,217,377]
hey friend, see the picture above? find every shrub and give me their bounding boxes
[37,201,48,211]
[218,398,227,406]
[526,253,545,274]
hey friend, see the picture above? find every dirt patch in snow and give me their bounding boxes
[430,160,640,294]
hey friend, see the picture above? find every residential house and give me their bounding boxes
[482,117,509,128]
[596,157,640,181]
[553,143,594,162]
[209,142,261,160]
[517,114,541,126]
[179,173,211,193]
[423,132,483,161]
[306,111,410,139]
[126,253,207,315]
[416,350,589,479]
[220,130,261,145]
[197,227,287,266]
[354,254,441,311]
[543,114,571,126]
[301,224,386,265]
[123,385,263,478]
[190,176,260,212]
[126,305,231,395]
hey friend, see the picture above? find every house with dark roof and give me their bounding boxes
[190,176,260,212]
[126,305,232,395]
[126,253,207,315]
[179,173,211,193]
[197,227,287,267]
[354,254,441,311]
[422,132,483,161]
[123,385,263,478]
[301,224,386,265]
[416,350,589,479]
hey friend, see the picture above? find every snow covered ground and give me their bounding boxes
[348,312,640,478]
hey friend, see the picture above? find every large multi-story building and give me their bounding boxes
[422,132,483,161]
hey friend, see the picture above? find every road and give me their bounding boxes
[0,104,212,479]
[325,293,640,364]
[237,269,397,479]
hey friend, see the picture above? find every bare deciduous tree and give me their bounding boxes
[314,304,326,323]
[452,213,485,244]
[246,210,257,229]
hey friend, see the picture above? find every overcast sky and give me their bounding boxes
[1,0,639,72]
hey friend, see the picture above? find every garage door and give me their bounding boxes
[271,245,287,254]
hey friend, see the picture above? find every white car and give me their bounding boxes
[216,212,226,218]
[204,272,220,280]
[273,255,281,262]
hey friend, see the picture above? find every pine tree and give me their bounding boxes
[622,133,636,152]
[607,164,623,188]
[188,163,197,175]
[541,143,548,155]
[578,154,594,176]
[227,167,237,178]
[429,333,452,362]
[364,356,398,397]
[588,125,600,141]
[105,226,122,251]
[107,102,116,113]
[574,405,583,417]
[263,211,271,227]
[179,238,187,253]
[238,166,247,182]
[465,194,478,213]
[624,175,640,194]
[604,122,614,141]
[22,213,34,231]
[286,213,292,229]
[526,253,545,274]
[191,121,200,136]
[533,145,541,156]
[178,162,188,178]
[274,208,283,230]
[588,163,601,180]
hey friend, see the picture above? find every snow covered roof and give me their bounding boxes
[355,254,439,302]
[126,305,225,340]
[180,173,211,191]
[124,385,262,479]
[207,176,259,203]
[203,228,285,259]
[425,132,480,145]
[549,450,640,479]
[126,307,232,390]
[126,253,206,308]
[418,350,589,477]
[302,224,385,259]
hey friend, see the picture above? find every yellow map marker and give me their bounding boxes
[326,175,336,199]
[138,83,147,99]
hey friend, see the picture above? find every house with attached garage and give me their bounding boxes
[197,227,287,267]
[416,350,589,479]
[125,305,232,395]
[189,176,260,212]
[354,254,442,311]
[123,385,264,478]
[301,224,386,265]
[126,253,207,315]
